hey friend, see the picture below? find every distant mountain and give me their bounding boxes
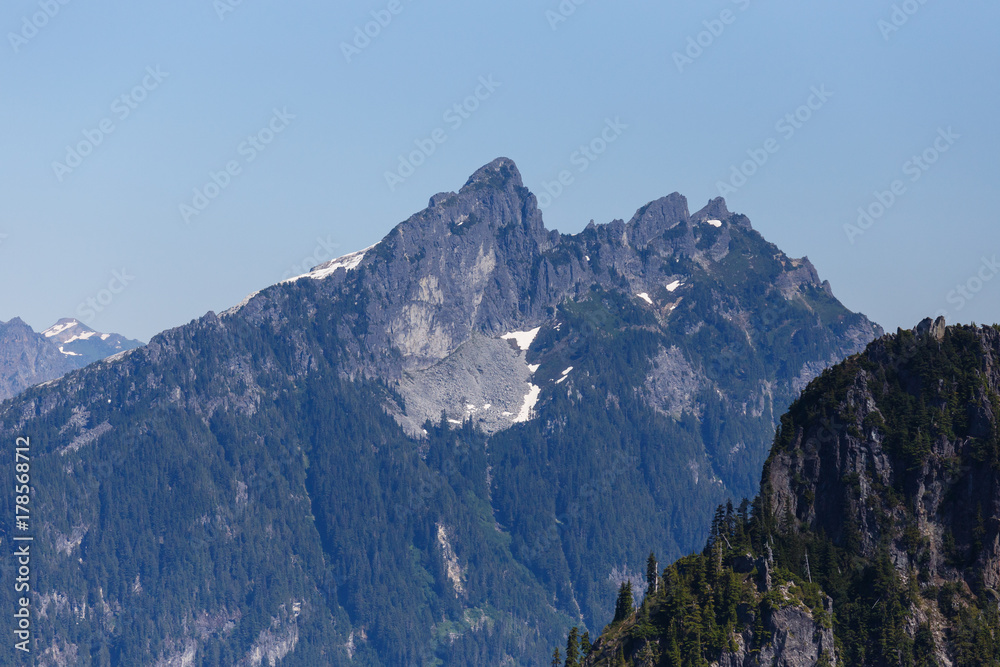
[40,318,143,366]
[0,317,78,401]
[0,158,881,666]
[582,318,1000,666]
[0,317,142,402]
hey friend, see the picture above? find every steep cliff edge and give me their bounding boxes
[582,319,1000,666]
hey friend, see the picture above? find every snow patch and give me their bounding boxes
[225,244,374,316]
[706,219,722,228]
[62,331,97,344]
[222,290,262,317]
[666,280,683,292]
[636,292,653,305]
[287,244,374,283]
[512,384,540,423]
[43,321,78,338]
[501,327,540,352]
[57,346,82,357]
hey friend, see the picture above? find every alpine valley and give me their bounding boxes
[0,159,882,666]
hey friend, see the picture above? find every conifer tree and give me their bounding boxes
[614,581,634,623]
[646,552,658,597]
[551,647,561,667]
[565,627,581,667]
[581,631,591,656]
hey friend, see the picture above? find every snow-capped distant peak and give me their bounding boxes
[43,319,79,338]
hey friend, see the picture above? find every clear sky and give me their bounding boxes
[2,0,998,342]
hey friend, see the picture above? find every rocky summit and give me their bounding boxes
[0,159,881,666]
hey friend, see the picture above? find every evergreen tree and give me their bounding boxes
[565,626,581,667]
[614,581,634,623]
[646,552,659,598]
[581,631,591,656]
[552,647,561,667]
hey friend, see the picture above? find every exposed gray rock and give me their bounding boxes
[716,597,835,667]
[0,317,78,401]
[643,346,702,418]
[392,333,538,435]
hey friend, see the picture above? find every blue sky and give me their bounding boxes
[2,0,998,342]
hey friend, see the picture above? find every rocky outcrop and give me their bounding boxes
[763,320,1000,663]
[718,601,835,667]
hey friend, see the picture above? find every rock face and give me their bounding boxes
[242,157,880,447]
[760,320,1000,664]
[719,602,835,667]
[583,321,1000,666]
[0,159,882,666]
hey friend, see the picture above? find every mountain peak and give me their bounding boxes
[460,157,523,192]
[625,193,690,248]
[42,317,86,339]
[692,196,730,222]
